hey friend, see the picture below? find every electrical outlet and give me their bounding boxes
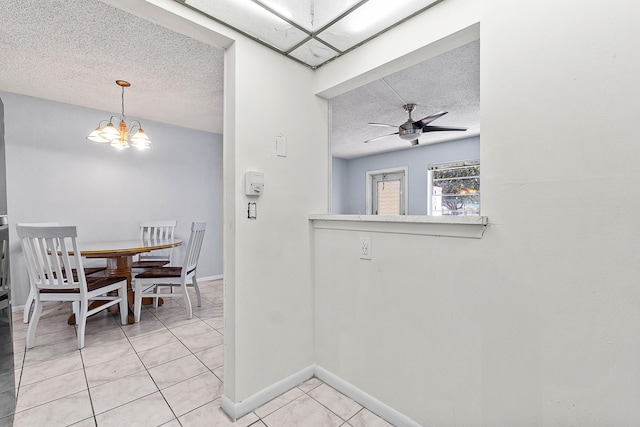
[360,237,372,260]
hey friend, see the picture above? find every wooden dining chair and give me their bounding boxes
[133,222,206,322]
[16,224,128,349]
[132,220,177,269]
[20,222,106,324]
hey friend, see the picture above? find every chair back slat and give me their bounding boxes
[139,220,177,263]
[182,222,206,275]
[17,225,84,293]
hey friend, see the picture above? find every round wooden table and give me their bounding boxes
[68,238,183,324]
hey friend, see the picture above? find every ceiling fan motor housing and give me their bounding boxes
[399,121,422,140]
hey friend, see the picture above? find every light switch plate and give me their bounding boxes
[276,136,287,157]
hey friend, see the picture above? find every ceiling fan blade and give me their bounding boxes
[367,122,397,128]
[415,111,448,128]
[422,125,468,132]
[410,139,419,146]
[363,132,399,143]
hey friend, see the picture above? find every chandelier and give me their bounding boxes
[86,80,152,150]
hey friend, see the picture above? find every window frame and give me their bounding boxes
[365,166,409,215]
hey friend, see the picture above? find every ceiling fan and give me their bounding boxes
[364,104,467,146]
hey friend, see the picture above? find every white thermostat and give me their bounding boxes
[245,171,264,196]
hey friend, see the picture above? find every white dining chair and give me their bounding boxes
[133,222,206,322]
[20,222,106,324]
[16,224,128,349]
[132,220,177,269]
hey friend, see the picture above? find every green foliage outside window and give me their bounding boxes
[432,164,480,215]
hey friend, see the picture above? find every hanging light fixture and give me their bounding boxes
[86,80,152,150]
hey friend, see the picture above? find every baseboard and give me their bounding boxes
[12,300,58,313]
[315,366,422,427]
[221,365,315,420]
[222,364,420,427]
[12,276,223,312]
[198,274,223,281]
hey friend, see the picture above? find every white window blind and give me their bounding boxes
[368,169,407,215]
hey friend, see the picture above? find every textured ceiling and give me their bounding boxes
[0,0,224,134]
[0,0,479,159]
[331,39,480,159]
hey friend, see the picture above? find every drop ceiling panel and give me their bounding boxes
[258,0,363,32]
[319,0,441,52]
[185,0,308,51]
[178,0,445,68]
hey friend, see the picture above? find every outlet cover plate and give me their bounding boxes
[360,237,372,260]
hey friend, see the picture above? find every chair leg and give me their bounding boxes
[153,285,159,309]
[192,275,201,307]
[77,303,87,350]
[182,281,192,319]
[119,285,128,326]
[26,297,42,349]
[23,288,34,324]
[72,301,80,325]
[134,281,143,323]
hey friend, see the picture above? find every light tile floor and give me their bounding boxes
[6,280,394,427]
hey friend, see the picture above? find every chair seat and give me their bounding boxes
[131,260,170,269]
[50,267,108,281]
[41,276,128,293]
[135,266,182,279]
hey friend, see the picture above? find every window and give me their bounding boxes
[366,167,407,215]
[428,161,480,216]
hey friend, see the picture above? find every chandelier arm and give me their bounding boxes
[129,120,142,133]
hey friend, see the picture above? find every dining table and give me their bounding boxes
[67,238,183,325]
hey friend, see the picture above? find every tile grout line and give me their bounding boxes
[120,289,224,425]
[123,302,190,425]
[78,343,99,426]
[10,281,224,426]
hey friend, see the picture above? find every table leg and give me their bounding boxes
[106,256,164,317]
[105,257,135,325]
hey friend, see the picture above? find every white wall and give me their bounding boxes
[223,38,328,403]
[1,91,223,305]
[313,0,640,426]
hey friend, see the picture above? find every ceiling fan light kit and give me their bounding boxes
[364,103,467,146]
